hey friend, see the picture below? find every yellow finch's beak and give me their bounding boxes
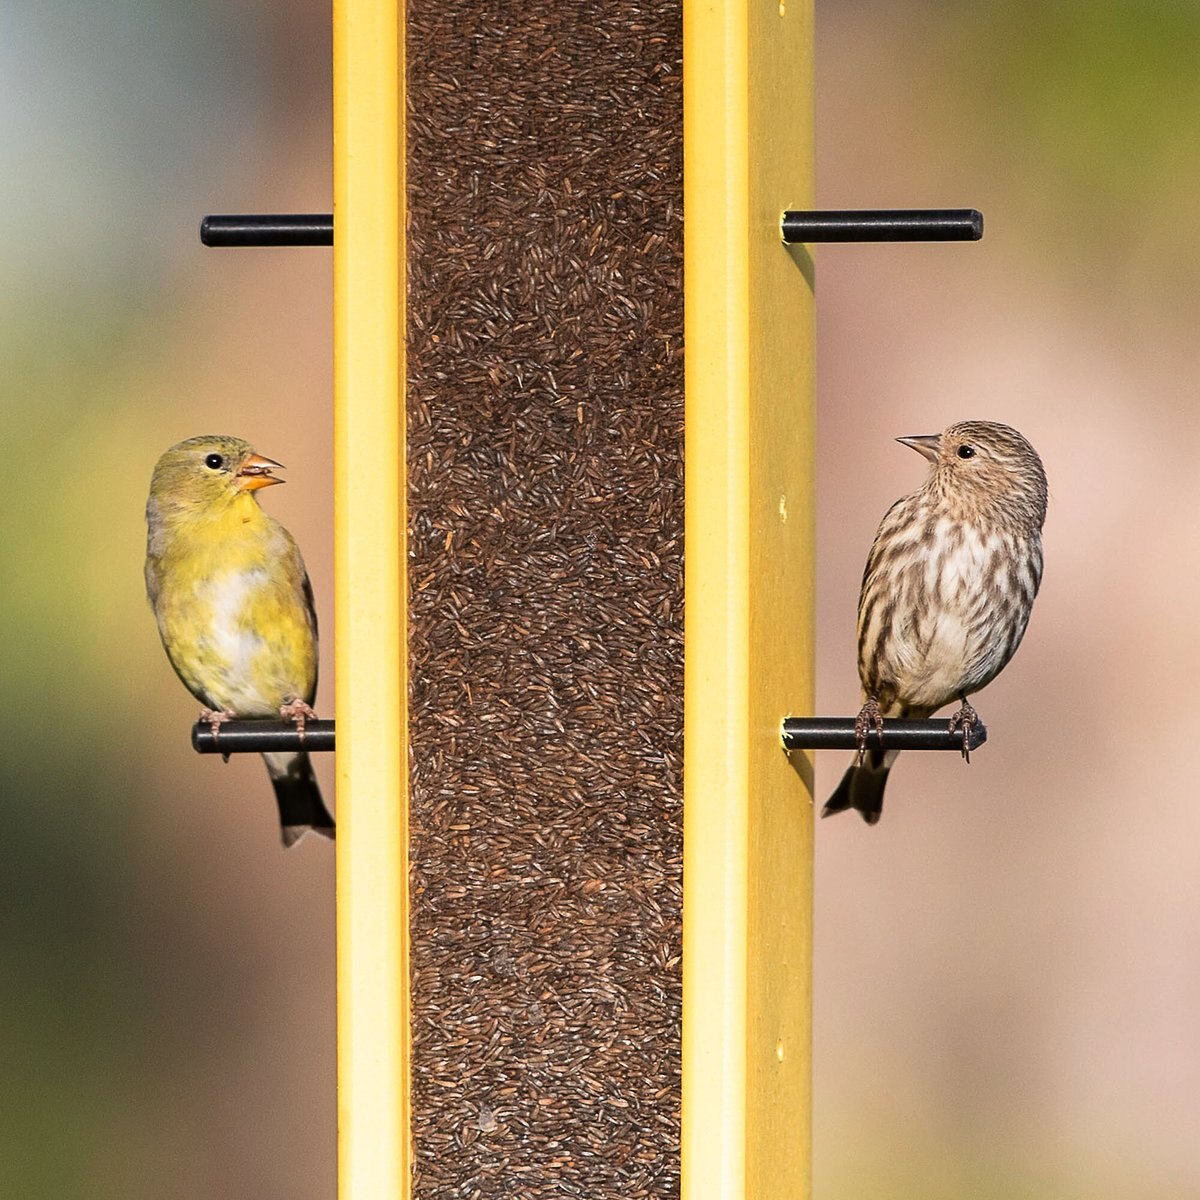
[897,434,941,463]
[235,452,285,492]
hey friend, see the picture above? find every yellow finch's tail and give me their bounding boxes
[262,751,335,848]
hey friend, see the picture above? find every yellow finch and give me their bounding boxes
[823,420,1047,824]
[145,435,334,847]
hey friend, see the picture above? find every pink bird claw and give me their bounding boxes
[199,707,235,739]
[854,697,885,766]
[280,698,318,744]
[947,698,979,763]
[199,708,236,761]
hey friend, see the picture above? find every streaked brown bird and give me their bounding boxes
[823,420,1047,824]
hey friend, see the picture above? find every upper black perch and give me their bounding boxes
[781,716,987,753]
[200,209,983,248]
[781,209,983,243]
[200,214,334,247]
[192,719,336,754]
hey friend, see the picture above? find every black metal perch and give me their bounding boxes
[200,214,333,247]
[781,209,983,243]
[199,209,983,248]
[781,716,987,753]
[192,719,336,754]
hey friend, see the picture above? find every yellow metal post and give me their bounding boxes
[681,0,814,1195]
[333,1,409,1197]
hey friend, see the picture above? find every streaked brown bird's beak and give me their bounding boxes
[236,452,285,491]
[897,434,941,463]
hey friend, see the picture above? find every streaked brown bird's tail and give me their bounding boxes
[821,749,894,825]
[263,751,335,848]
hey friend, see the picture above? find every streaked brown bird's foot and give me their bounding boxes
[280,698,318,744]
[854,698,885,766]
[948,698,979,762]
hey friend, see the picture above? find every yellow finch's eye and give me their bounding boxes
[956,445,975,459]
[204,453,224,470]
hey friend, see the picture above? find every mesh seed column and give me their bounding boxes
[333,1,814,1196]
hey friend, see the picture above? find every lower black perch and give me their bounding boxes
[192,719,336,754]
[781,716,987,753]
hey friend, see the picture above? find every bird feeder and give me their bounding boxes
[193,1,984,1196]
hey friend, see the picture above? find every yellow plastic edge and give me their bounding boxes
[333,1,410,1197]
[681,0,814,1195]
[681,0,752,1190]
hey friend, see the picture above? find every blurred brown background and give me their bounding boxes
[1,1,1196,1197]
[814,4,1200,1198]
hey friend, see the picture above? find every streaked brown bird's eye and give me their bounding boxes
[204,453,224,469]
[956,445,975,459]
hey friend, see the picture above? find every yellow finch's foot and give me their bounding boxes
[199,707,236,738]
[947,697,979,763]
[854,697,885,767]
[199,707,236,762]
[280,698,318,744]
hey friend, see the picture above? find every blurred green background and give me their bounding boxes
[0,2,335,1197]
[2,1,1198,1197]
